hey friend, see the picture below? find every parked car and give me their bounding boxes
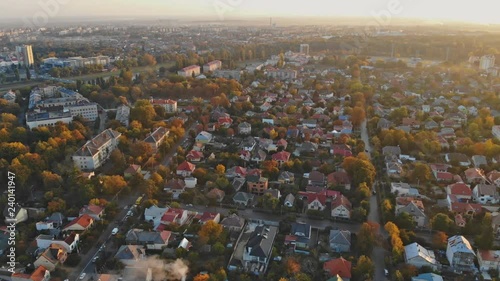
[79,273,86,280]
[111,228,119,235]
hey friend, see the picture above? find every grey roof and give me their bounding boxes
[246,225,278,258]
[382,146,401,156]
[329,230,351,246]
[232,177,246,192]
[125,229,170,244]
[291,222,311,238]
[233,192,255,205]
[397,201,426,218]
[284,193,295,204]
[114,245,145,260]
[220,214,245,228]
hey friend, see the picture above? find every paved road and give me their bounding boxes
[362,119,389,281]
[68,194,137,281]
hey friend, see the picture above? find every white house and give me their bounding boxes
[36,233,79,253]
[284,194,295,207]
[446,235,476,271]
[472,184,499,204]
[477,249,500,273]
[331,195,351,219]
[144,205,168,228]
[404,242,438,270]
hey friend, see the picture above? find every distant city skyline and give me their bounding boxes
[2,0,500,25]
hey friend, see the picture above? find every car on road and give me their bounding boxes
[111,227,119,235]
[79,273,86,280]
[92,256,99,263]
[186,204,193,207]
[126,210,133,217]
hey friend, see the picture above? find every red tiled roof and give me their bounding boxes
[450,202,483,214]
[80,204,104,215]
[64,214,93,229]
[447,183,472,196]
[272,151,291,161]
[124,164,141,174]
[161,213,178,223]
[436,172,454,180]
[199,212,219,222]
[177,161,196,172]
[307,194,326,205]
[187,150,204,159]
[323,257,352,278]
[331,195,352,210]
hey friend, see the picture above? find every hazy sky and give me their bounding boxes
[3,0,499,24]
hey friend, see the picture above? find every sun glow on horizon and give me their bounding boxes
[1,0,500,25]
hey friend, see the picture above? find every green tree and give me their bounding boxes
[430,213,455,233]
[410,162,432,184]
[130,100,157,127]
[476,213,494,249]
[395,212,415,230]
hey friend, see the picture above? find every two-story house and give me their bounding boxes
[472,184,499,204]
[62,214,93,233]
[176,161,196,177]
[34,244,67,271]
[306,194,326,211]
[242,225,278,275]
[36,232,79,253]
[404,242,438,270]
[238,122,252,135]
[331,195,352,220]
[446,235,476,271]
[395,197,426,228]
[477,250,500,273]
[246,175,269,195]
[271,151,291,167]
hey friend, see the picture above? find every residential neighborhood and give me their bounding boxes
[2,11,500,281]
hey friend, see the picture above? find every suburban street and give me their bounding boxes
[361,119,389,281]
[67,195,137,281]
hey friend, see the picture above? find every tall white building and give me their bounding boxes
[480,55,495,70]
[72,129,122,171]
[300,44,310,56]
[16,45,34,67]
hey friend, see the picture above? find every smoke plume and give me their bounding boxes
[125,256,189,281]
